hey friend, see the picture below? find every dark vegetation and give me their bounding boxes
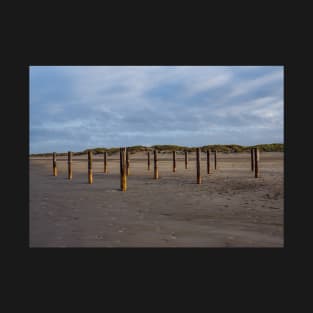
[30,143,283,157]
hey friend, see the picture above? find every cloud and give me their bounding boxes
[29,66,284,153]
[227,69,283,99]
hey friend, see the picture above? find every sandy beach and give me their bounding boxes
[29,151,284,247]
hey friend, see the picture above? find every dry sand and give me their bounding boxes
[29,151,284,247]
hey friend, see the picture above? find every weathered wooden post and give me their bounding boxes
[126,147,130,176]
[147,151,150,170]
[207,150,210,174]
[52,152,57,176]
[120,148,123,189]
[104,151,107,173]
[121,147,127,191]
[185,151,188,169]
[196,148,201,184]
[153,149,159,179]
[88,150,93,184]
[214,150,217,170]
[68,151,72,180]
[172,150,176,172]
[254,147,259,178]
[250,148,254,172]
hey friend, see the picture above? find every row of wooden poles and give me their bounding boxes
[52,147,260,191]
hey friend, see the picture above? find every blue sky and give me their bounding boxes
[29,66,284,153]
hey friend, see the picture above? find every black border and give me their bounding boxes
[9,54,297,286]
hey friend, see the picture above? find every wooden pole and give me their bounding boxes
[120,148,123,189]
[126,147,130,176]
[173,150,176,172]
[185,151,188,169]
[68,151,72,180]
[88,150,93,184]
[52,152,57,176]
[147,151,150,170]
[207,150,210,174]
[104,151,107,173]
[214,150,217,170]
[250,148,254,172]
[254,147,259,178]
[153,149,159,179]
[121,147,127,191]
[196,148,201,184]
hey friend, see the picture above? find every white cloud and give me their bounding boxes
[184,71,232,96]
[30,66,284,153]
[227,70,283,98]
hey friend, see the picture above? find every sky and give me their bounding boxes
[29,66,284,153]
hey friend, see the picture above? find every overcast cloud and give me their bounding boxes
[30,66,284,153]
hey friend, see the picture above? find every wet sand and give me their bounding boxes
[29,152,284,247]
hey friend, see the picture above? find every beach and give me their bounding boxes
[29,151,284,247]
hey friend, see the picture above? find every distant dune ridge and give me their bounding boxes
[30,143,284,157]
